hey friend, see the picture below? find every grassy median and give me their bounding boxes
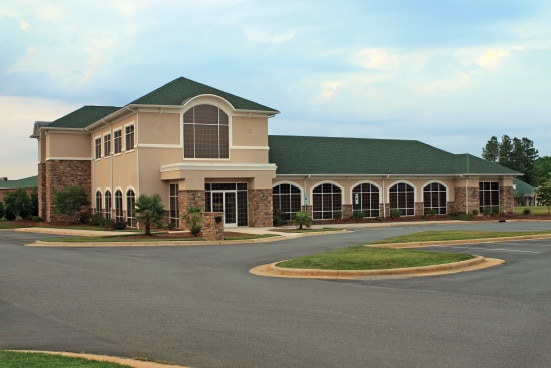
[277,246,474,270]
[369,230,551,245]
[0,351,131,368]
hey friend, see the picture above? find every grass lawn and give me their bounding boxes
[0,351,131,368]
[514,206,551,215]
[369,230,551,245]
[277,246,474,270]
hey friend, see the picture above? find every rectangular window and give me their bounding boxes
[95,137,102,158]
[125,125,135,151]
[169,184,179,228]
[480,181,500,213]
[114,130,122,154]
[104,134,111,157]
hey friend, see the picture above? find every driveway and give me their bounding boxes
[1,222,550,368]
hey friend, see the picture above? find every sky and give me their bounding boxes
[1,0,550,179]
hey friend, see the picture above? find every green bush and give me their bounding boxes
[390,209,402,219]
[351,211,365,222]
[183,206,202,236]
[272,209,284,227]
[491,206,500,215]
[523,208,531,215]
[471,209,479,216]
[333,211,342,220]
[53,186,89,223]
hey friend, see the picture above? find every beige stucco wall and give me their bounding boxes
[46,132,90,159]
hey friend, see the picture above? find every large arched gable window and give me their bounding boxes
[183,104,229,159]
[389,182,414,216]
[423,182,447,215]
[312,183,342,220]
[352,182,380,218]
[273,183,302,221]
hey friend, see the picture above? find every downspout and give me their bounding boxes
[304,175,311,212]
[382,175,389,218]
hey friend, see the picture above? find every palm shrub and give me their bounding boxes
[183,206,202,236]
[134,194,165,236]
[294,211,312,230]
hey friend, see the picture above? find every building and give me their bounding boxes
[31,77,520,227]
[0,176,38,202]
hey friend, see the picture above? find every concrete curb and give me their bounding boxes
[250,256,505,280]
[24,230,346,247]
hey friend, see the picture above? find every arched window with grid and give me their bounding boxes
[312,183,342,220]
[352,183,380,218]
[389,182,415,216]
[423,182,447,215]
[273,183,302,221]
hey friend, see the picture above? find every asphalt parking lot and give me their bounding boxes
[1,222,550,368]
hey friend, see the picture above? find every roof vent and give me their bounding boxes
[0,177,8,181]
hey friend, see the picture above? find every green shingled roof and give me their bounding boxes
[268,135,520,176]
[47,106,120,129]
[0,175,38,189]
[130,77,279,113]
[514,178,535,195]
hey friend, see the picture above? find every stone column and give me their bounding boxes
[202,212,224,241]
[249,189,273,227]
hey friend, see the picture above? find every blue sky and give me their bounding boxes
[1,0,550,179]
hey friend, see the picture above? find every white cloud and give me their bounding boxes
[352,48,399,70]
[243,26,294,45]
[475,49,509,70]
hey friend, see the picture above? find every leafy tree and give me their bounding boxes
[293,211,312,230]
[3,189,31,220]
[183,206,202,236]
[482,135,539,185]
[0,200,5,218]
[30,187,39,217]
[482,136,499,163]
[53,186,89,223]
[532,156,551,186]
[134,194,165,236]
[535,180,551,214]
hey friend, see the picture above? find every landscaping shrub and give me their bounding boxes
[272,209,284,227]
[333,211,342,220]
[390,209,402,219]
[523,208,531,215]
[351,211,365,222]
[183,206,202,236]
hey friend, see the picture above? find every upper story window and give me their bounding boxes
[125,125,135,151]
[183,104,229,159]
[114,130,122,154]
[95,137,102,159]
[104,134,111,157]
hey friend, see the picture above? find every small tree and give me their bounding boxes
[134,194,165,236]
[53,186,89,223]
[0,200,5,219]
[183,206,202,236]
[3,188,31,220]
[535,180,551,214]
[293,211,312,230]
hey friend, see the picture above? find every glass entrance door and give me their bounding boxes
[211,191,238,227]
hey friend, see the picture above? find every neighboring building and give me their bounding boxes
[31,77,520,227]
[513,178,536,206]
[0,176,38,202]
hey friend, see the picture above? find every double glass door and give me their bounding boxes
[211,191,237,227]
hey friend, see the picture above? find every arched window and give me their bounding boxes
[423,182,447,214]
[352,183,380,218]
[95,191,102,217]
[126,189,136,227]
[183,104,229,159]
[273,183,302,221]
[389,182,414,216]
[115,190,123,221]
[105,190,112,220]
[312,183,342,220]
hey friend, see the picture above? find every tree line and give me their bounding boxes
[482,135,551,186]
